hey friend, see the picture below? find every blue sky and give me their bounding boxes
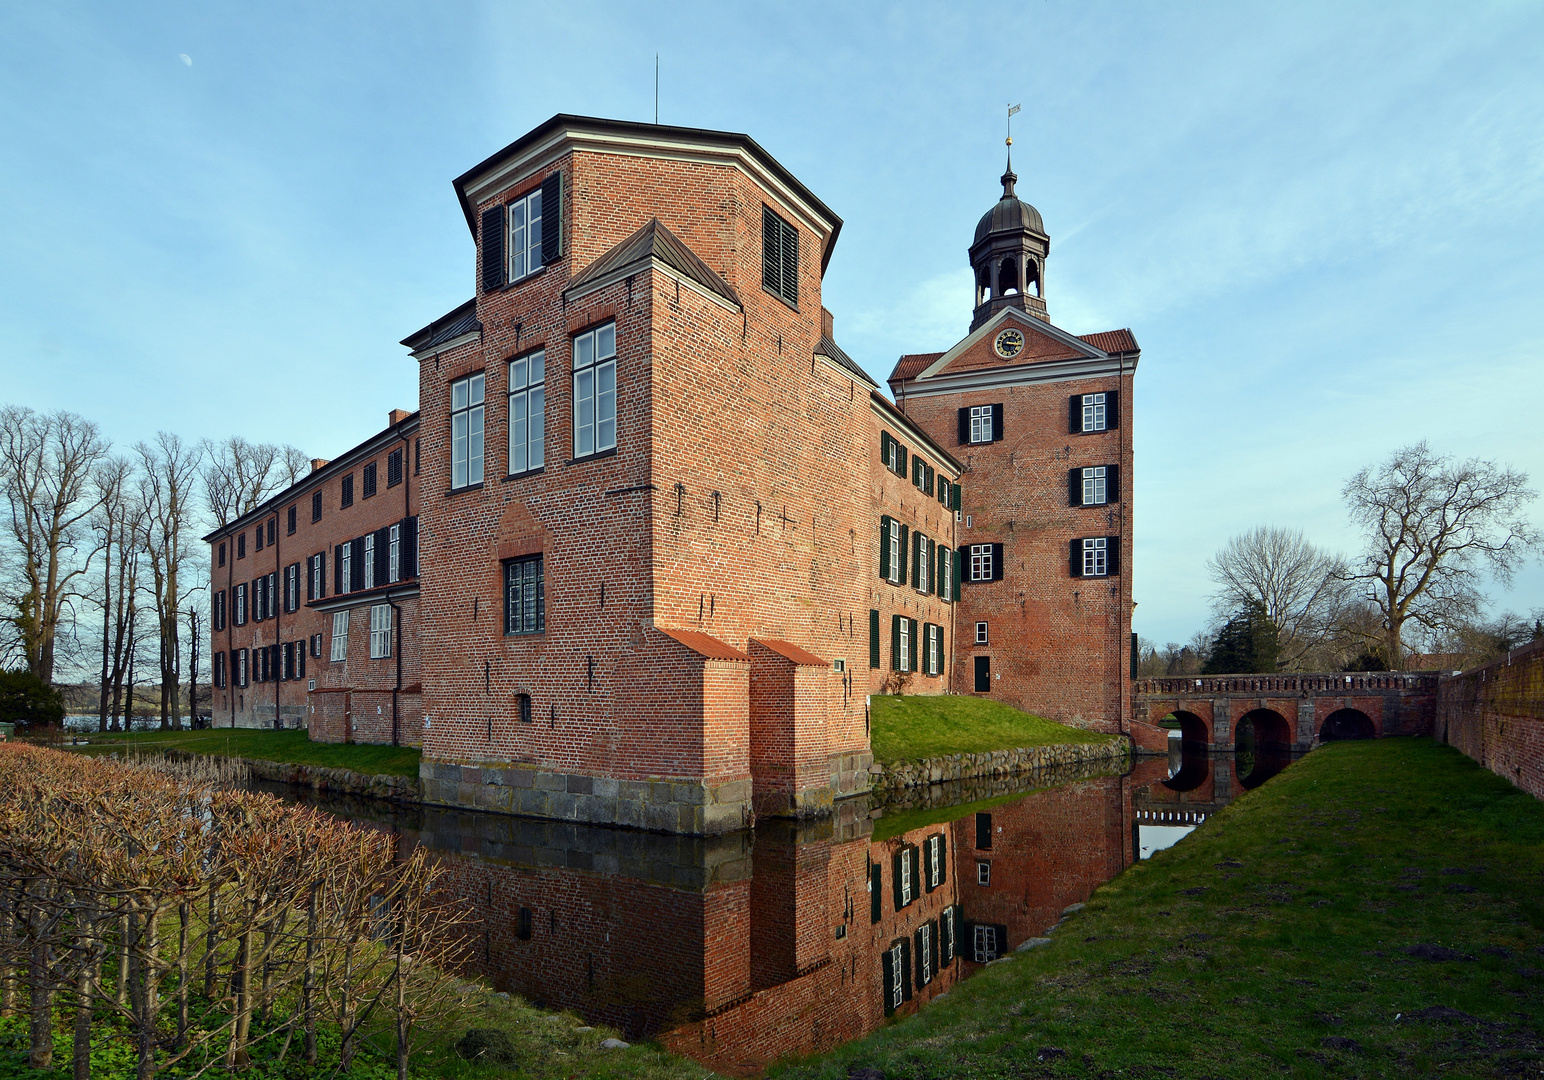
[2,1,1541,645]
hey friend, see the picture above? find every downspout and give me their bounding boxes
[227,527,236,728]
[274,515,283,730]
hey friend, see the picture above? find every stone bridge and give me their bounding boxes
[1132,672,1441,753]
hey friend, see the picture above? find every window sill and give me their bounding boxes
[490,265,548,294]
[503,630,546,640]
[502,467,545,482]
[762,284,798,312]
[444,482,485,496]
[566,447,618,467]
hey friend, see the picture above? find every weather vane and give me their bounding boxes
[1006,103,1021,148]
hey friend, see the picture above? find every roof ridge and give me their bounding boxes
[567,218,741,308]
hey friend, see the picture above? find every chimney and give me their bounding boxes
[821,307,835,339]
[388,408,411,427]
[310,458,330,473]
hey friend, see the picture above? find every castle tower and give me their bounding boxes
[969,150,1050,330]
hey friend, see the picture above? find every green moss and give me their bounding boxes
[869,694,1113,764]
[68,728,422,778]
[774,738,1544,1080]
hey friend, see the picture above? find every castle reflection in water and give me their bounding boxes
[268,745,1288,1075]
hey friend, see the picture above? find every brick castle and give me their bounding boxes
[204,115,1139,834]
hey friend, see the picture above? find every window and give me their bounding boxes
[880,517,904,584]
[924,624,943,676]
[451,373,485,488]
[914,533,929,593]
[925,834,946,889]
[898,617,911,672]
[369,604,392,659]
[283,641,295,681]
[761,206,798,307]
[1082,466,1107,506]
[506,186,544,284]
[970,405,993,444]
[312,491,322,522]
[341,474,354,508]
[234,584,247,626]
[516,907,533,940]
[388,524,400,584]
[832,658,845,672]
[286,505,296,535]
[255,525,263,552]
[237,533,246,559]
[880,431,906,476]
[213,590,226,631]
[330,611,349,662]
[310,554,324,601]
[213,651,226,689]
[975,621,988,645]
[969,544,995,582]
[218,542,226,568]
[941,907,957,966]
[508,350,546,475]
[363,534,375,590]
[972,924,1002,964]
[236,649,248,687]
[938,546,954,602]
[339,543,352,596]
[517,693,533,725]
[572,324,616,459]
[362,462,377,498]
[887,941,906,1010]
[267,572,276,617]
[285,564,299,613]
[1081,537,1109,577]
[869,609,880,669]
[1081,392,1107,433]
[898,848,914,907]
[310,633,322,658]
[916,923,934,986]
[387,448,403,488]
[504,555,545,635]
[977,861,992,886]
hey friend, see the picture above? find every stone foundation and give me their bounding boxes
[871,738,1130,792]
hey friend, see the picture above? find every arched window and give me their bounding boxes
[997,257,1018,295]
[517,693,533,724]
[1027,259,1041,297]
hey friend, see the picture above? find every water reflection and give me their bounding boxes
[265,747,1295,1074]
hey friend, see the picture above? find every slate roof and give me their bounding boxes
[400,299,481,353]
[816,334,878,388]
[565,218,742,308]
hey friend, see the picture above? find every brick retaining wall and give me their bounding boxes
[872,738,1130,792]
[1439,638,1544,800]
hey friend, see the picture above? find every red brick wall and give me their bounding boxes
[1440,639,1544,800]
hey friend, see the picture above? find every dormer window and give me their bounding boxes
[507,187,543,283]
[479,173,563,293]
[762,206,798,308]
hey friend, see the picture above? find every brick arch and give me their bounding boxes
[1162,746,1209,793]
[1168,709,1210,748]
[1235,708,1292,752]
[1320,708,1375,741]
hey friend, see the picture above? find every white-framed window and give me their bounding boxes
[237,649,248,687]
[915,534,929,593]
[572,323,617,458]
[898,618,911,673]
[388,524,400,584]
[339,543,352,596]
[977,860,991,886]
[927,834,944,887]
[369,603,392,659]
[330,611,349,662]
[364,534,375,591]
[898,849,914,906]
[286,564,299,612]
[1082,537,1109,577]
[969,405,993,444]
[972,924,999,963]
[887,519,902,584]
[917,923,933,985]
[938,546,953,601]
[508,350,546,475]
[451,372,485,489]
[884,437,900,473]
[234,584,247,626]
[213,651,226,688]
[1081,392,1107,433]
[311,555,323,601]
[975,621,988,645]
[832,658,846,672]
[1081,465,1108,506]
[969,544,995,582]
[887,941,906,1009]
[506,186,544,283]
[926,624,943,676]
[942,907,956,960]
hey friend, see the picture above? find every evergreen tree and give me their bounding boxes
[1202,600,1282,674]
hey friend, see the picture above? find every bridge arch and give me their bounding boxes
[1235,708,1292,753]
[1320,708,1375,742]
[1162,748,1209,793]
[1166,710,1210,748]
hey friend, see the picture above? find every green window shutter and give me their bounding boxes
[925,464,934,494]
[952,544,962,596]
[951,482,961,512]
[927,538,937,595]
[908,619,920,671]
[869,609,881,668]
[878,516,892,580]
[898,524,909,584]
[898,445,908,478]
[891,614,901,671]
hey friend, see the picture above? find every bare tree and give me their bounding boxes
[202,438,309,528]
[0,406,110,685]
[1206,526,1348,670]
[90,457,141,733]
[138,434,205,730]
[1343,441,1540,669]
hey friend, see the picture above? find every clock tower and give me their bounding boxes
[969,148,1050,331]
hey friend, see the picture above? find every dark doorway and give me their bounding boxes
[974,656,991,692]
[1321,708,1376,741]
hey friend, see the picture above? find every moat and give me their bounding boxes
[262,742,1294,1075]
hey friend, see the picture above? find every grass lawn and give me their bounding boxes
[869,694,1115,764]
[776,738,1544,1080]
[66,727,422,778]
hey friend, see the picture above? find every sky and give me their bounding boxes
[2,1,1541,647]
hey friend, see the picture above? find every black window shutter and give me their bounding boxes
[901,938,913,1000]
[990,544,1004,582]
[909,619,920,670]
[351,538,365,592]
[1069,539,1083,578]
[335,546,343,595]
[952,544,961,597]
[870,863,883,923]
[306,558,314,602]
[991,403,1004,442]
[957,545,969,584]
[480,205,505,294]
[1069,395,1082,434]
[402,516,418,579]
[881,947,896,1014]
[952,482,961,512]
[1069,467,1083,507]
[936,834,948,884]
[892,848,905,909]
[540,171,562,266]
[762,208,780,295]
[1107,463,1120,503]
[869,609,880,669]
[897,445,908,478]
[957,407,969,445]
[781,219,798,306]
[1106,389,1119,429]
[910,532,920,590]
[891,614,901,672]
[374,527,390,584]
[1108,535,1121,576]
[878,516,891,580]
[319,552,327,598]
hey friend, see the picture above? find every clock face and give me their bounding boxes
[994,328,1025,358]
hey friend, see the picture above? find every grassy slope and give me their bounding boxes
[67,728,421,778]
[777,738,1544,1080]
[869,694,1114,764]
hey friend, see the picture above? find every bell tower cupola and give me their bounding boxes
[969,140,1049,331]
